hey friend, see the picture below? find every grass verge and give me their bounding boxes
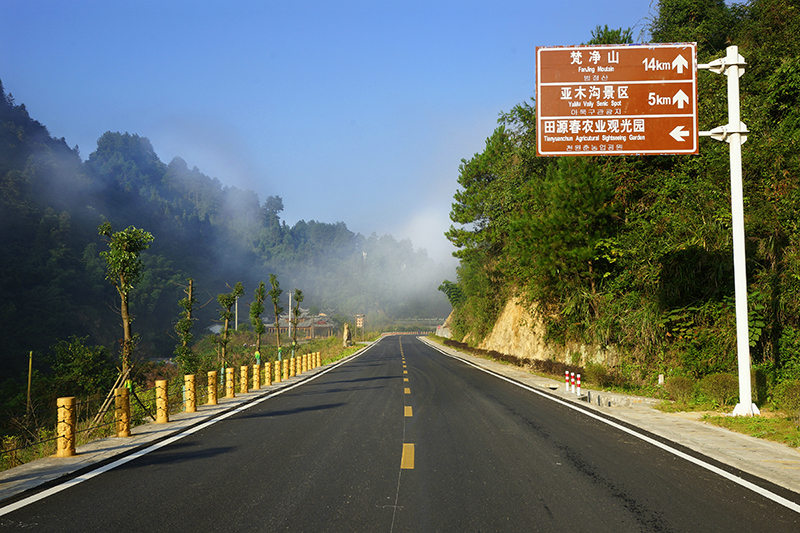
[702,411,800,448]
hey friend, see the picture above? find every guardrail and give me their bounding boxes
[3,352,323,468]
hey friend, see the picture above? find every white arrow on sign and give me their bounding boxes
[672,89,690,109]
[670,126,691,142]
[672,54,689,74]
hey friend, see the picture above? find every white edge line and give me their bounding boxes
[423,339,800,515]
[0,343,378,517]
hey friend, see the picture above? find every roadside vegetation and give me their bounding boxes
[441,0,800,436]
[430,334,800,448]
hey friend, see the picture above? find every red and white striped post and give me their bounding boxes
[565,371,570,392]
[577,374,581,396]
[571,372,576,394]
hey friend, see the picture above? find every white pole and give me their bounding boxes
[725,46,759,417]
[235,296,238,331]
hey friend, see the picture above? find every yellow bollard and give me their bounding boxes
[289,356,295,377]
[208,370,218,405]
[282,358,288,380]
[226,367,235,398]
[253,363,261,390]
[266,362,273,386]
[302,354,307,373]
[156,380,169,423]
[240,365,249,394]
[185,374,196,413]
[316,352,321,367]
[274,360,281,383]
[115,387,131,437]
[56,397,76,457]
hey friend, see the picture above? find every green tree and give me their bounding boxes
[43,336,116,400]
[438,280,465,308]
[650,0,735,57]
[98,221,154,376]
[250,281,268,356]
[586,25,633,45]
[268,274,284,356]
[215,282,244,367]
[174,278,198,374]
[291,288,304,347]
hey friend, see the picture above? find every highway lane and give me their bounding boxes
[1,335,799,531]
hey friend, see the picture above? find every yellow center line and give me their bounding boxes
[401,443,415,469]
[405,406,413,417]
[404,377,409,382]
[404,387,411,394]
[403,370,408,374]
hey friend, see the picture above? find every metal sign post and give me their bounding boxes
[536,42,759,416]
[699,46,758,416]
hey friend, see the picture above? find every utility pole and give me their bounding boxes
[26,351,33,416]
[699,46,758,416]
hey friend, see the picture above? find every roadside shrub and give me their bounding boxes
[584,362,610,387]
[665,375,695,403]
[699,373,738,407]
[774,379,800,425]
[441,339,583,379]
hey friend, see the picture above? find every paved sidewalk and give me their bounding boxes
[3,338,800,507]
[422,337,800,496]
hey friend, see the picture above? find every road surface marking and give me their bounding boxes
[405,406,413,417]
[0,341,382,517]
[404,377,409,382]
[423,339,800,516]
[401,443,415,469]
[404,388,411,394]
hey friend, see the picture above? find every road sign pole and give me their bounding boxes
[700,46,758,416]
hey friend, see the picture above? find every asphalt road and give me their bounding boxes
[1,336,798,532]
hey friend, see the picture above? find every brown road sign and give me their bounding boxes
[536,43,698,156]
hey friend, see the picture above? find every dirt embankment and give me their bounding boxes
[474,297,614,367]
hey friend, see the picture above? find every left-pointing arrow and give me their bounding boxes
[670,126,691,142]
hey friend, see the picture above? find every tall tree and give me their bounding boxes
[586,25,633,45]
[215,282,244,368]
[509,157,619,323]
[268,274,284,357]
[250,281,268,358]
[98,221,154,376]
[174,278,198,374]
[291,288,304,348]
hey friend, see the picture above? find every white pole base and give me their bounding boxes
[732,402,760,417]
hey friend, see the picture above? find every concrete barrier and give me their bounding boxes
[155,380,169,424]
[184,374,196,413]
[115,388,131,437]
[208,370,218,405]
[56,397,76,457]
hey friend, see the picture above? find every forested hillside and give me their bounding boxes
[0,83,452,387]
[445,0,800,393]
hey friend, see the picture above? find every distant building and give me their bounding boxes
[264,308,337,339]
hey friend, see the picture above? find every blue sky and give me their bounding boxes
[2,0,655,265]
